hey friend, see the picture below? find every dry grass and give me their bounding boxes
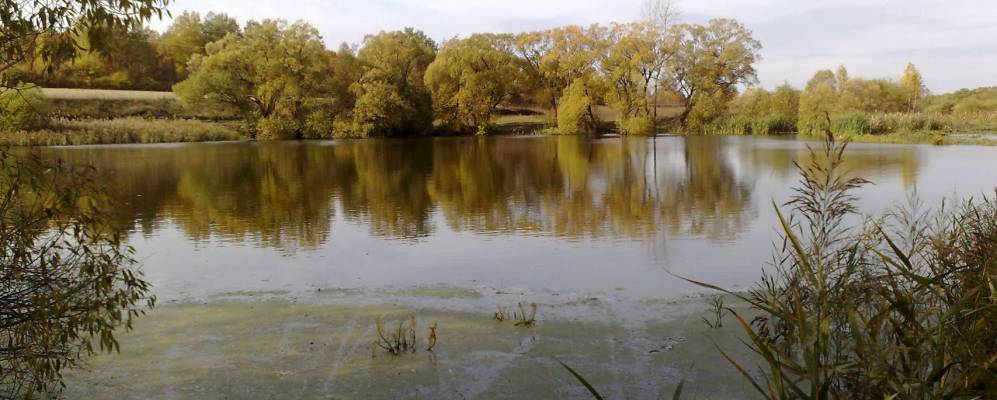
[40,88,176,101]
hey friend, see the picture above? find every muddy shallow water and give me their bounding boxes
[41,136,997,399]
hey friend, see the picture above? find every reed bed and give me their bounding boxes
[702,115,796,135]
[687,134,997,399]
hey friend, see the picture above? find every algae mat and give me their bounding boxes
[64,300,757,399]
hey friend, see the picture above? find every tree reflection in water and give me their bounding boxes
[41,136,922,252]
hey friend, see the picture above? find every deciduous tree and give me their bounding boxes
[349,28,436,137]
[174,20,332,139]
[425,34,519,133]
[667,19,761,130]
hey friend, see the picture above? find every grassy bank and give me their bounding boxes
[703,111,997,145]
[0,118,245,146]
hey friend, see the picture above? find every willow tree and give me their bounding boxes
[667,19,761,130]
[347,28,436,137]
[174,20,333,139]
[600,21,676,134]
[547,25,606,133]
[511,24,604,131]
[425,34,519,133]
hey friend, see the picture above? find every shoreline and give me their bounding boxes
[6,127,996,148]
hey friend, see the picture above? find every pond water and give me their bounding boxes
[42,136,997,399]
[42,135,997,305]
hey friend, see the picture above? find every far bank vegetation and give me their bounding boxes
[2,0,995,145]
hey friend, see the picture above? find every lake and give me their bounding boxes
[44,136,997,399]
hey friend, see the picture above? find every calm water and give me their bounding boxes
[41,136,997,308]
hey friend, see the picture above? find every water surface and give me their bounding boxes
[42,135,996,309]
[46,136,997,399]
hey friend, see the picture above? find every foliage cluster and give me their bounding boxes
[5,10,236,91]
[0,85,52,132]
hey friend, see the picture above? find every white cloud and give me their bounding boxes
[150,0,997,92]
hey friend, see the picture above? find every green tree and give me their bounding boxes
[159,11,240,79]
[799,69,839,120]
[349,28,436,137]
[425,34,519,133]
[0,83,51,131]
[0,149,153,398]
[174,20,333,139]
[900,62,925,112]
[512,30,558,117]
[600,21,676,134]
[668,19,762,130]
[769,83,800,122]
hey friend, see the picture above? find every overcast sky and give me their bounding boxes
[149,0,997,93]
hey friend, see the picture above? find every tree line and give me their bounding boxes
[171,4,762,138]
[5,1,767,138]
[709,63,931,135]
[6,2,992,140]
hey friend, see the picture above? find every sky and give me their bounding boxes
[149,0,997,93]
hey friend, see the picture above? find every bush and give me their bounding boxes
[256,115,300,140]
[556,81,595,135]
[0,84,51,131]
[301,111,334,139]
[617,115,656,135]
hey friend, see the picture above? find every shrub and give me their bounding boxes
[557,81,595,135]
[0,84,51,131]
[301,111,334,139]
[618,115,655,135]
[256,116,299,140]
